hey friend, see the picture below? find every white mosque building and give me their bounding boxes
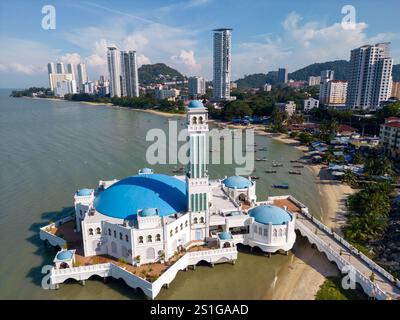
[70,100,296,266]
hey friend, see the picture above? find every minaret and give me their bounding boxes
[186,100,210,240]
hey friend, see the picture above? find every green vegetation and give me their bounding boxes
[315,277,366,300]
[138,63,184,85]
[10,87,51,97]
[376,101,400,123]
[344,182,394,243]
[290,60,350,81]
[364,156,394,176]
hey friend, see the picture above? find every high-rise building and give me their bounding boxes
[213,28,233,101]
[346,42,393,110]
[77,63,88,92]
[47,62,55,75]
[392,81,400,99]
[67,63,76,81]
[275,101,296,116]
[308,76,321,87]
[120,51,139,97]
[327,80,348,108]
[188,76,206,98]
[319,70,335,104]
[107,46,122,98]
[277,68,288,84]
[56,62,65,74]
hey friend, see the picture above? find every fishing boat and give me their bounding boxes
[272,182,289,189]
[265,169,277,173]
[289,170,302,175]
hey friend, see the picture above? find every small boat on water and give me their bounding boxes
[289,170,302,175]
[250,176,260,180]
[290,160,300,163]
[255,157,267,161]
[272,182,289,189]
[265,169,277,173]
[272,162,284,167]
[258,147,268,151]
[293,165,304,168]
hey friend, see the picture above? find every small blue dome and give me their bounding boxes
[76,188,93,196]
[188,100,204,108]
[249,205,292,225]
[139,168,153,175]
[94,174,187,219]
[223,176,252,189]
[218,231,233,240]
[56,250,73,260]
[139,208,158,217]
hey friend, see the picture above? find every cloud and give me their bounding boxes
[59,53,82,65]
[137,54,151,66]
[171,50,201,74]
[0,63,37,74]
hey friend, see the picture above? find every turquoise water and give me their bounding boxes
[0,89,321,299]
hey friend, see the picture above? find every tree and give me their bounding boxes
[298,132,313,144]
[223,100,252,121]
[342,170,357,187]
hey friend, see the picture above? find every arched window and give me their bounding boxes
[125,235,129,242]
[258,227,262,235]
[279,229,283,237]
[273,229,277,237]
[194,217,198,224]
[147,235,152,242]
[96,227,101,234]
[200,217,204,223]
[192,116,197,124]
[263,229,268,237]
[198,116,203,124]
[108,228,111,236]
[253,225,257,233]
[170,230,173,237]
[156,234,161,241]
[185,220,188,227]
[113,230,116,238]
[119,232,123,240]
[88,228,93,236]
[138,236,143,244]
[175,226,178,234]
[180,223,183,230]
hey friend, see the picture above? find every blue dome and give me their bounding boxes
[249,205,292,225]
[94,174,187,219]
[188,100,204,108]
[223,176,252,189]
[139,208,158,217]
[76,188,93,196]
[56,250,73,260]
[218,231,233,240]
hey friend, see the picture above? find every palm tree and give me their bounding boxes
[343,170,357,187]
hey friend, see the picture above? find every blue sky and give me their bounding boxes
[0,0,399,87]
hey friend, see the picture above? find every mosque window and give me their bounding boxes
[200,217,204,223]
[125,235,129,242]
[147,235,152,242]
[113,230,116,238]
[180,223,183,230]
[119,233,123,240]
[170,230,173,237]
[258,227,262,235]
[279,229,283,237]
[108,228,111,236]
[175,226,178,234]
[156,234,161,241]
[194,217,198,224]
[138,236,143,244]
[263,229,268,237]
[96,227,101,234]
[273,229,277,237]
[198,116,203,124]
[192,116,197,124]
[185,220,188,227]
[88,228,93,236]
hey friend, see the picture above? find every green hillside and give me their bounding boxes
[138,63,184,85]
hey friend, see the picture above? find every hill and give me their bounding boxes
[235,60,400,89]
[138,63,184,85]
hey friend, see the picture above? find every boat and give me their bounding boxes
[272,162,283,167]
[265,169,277,173]
[257,147,268,151]
[290,160,299,163]
[289,170,302,175]
[272,182,289,189]
[172,167,184,173]
[255,157,267,162]
[250,176,260,180]
[293,165,304,168]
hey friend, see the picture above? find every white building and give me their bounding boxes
[49,73,74,92]
[308,76,320,87]
[327,80,348,108]
[213,28,233,101]
[188,76,206,98]
[380,117,400,160]
[77,63,88,92]
[120,51,139,97]
[107,46,122,98]
[54,79,77,97]
[276,101,296,116]
[47,62,55,75]
[347,42,393,110]
[83,81,96,95]
[56,62,65,74]
[303,98,319,111]
[69,100,296,267]
[263,83,272,92]
[319,70,335,104]
[154,87,180,101]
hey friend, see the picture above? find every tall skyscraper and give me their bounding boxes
[56,62,65,74]
[278,68,288,84]
[346,42,393,110]
[120,51,139,97]
[67,63,76,81]
[107,46,122,98]
[188,76,206,98]
[213,28,232,101]
[77,63,88,92]
[47,62,55,75]
[319,70,335,104]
